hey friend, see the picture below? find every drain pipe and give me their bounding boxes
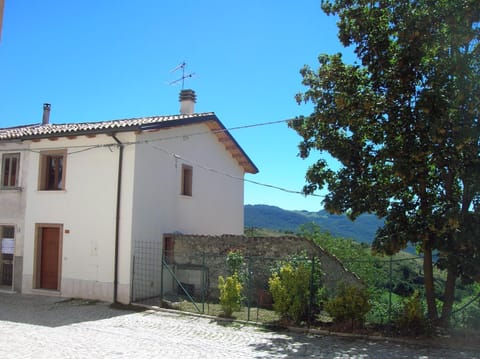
[112,134,124,303]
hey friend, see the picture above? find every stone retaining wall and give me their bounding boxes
[168,234,361,299]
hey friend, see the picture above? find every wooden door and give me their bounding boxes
[40,227,60,290]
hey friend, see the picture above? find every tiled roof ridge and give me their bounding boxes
[0,112,216,140]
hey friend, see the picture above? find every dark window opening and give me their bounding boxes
[39,151,66,191]
[181,165,193,196]
[1,153,20,189]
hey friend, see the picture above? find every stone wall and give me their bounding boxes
[168,234,361,300]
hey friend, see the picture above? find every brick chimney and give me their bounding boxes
[179,89,196,115]
[42,103,51,125]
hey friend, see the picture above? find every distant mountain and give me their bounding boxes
[244,204,384,245]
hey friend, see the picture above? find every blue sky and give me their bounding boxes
[0,0,353,211]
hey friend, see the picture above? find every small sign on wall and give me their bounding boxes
[1,238,14,254]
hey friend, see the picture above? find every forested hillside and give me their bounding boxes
[244,204,383,244]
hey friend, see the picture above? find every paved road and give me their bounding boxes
[0,293,478,358]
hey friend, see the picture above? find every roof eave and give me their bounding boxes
[1,113,259,174]
[204,116,259,174]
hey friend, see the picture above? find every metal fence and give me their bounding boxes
[131,240,480,329]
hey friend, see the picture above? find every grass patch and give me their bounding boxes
[176,300,280,323]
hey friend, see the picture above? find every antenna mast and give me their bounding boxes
[169,62,195,89]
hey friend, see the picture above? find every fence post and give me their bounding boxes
[160,251,164,304]
[308,256,315,328]
[247,258,251,322]
[131,255,136,302]
[202,252,205,314]
[388,256,393,323]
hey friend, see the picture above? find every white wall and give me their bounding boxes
[0,143,28,291]
[21,133,135,303]
[15,121,248,304]
[0,144,27,254]
[129,123,246,302]
[131,123,246,244]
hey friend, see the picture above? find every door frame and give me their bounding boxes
[34,224,63,291]
[0,224,15,290]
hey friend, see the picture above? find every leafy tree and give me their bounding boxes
[290,0,480,325]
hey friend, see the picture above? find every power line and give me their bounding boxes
[121,117,292,147]
[0,117,292,153]
[0,117,321,199]
[0,118,318,197]
[149,143,324,198]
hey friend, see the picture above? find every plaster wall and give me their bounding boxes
[130,124,247,301]
[0,143,29,291]
[21,133,135,303]
[131,123,246,241]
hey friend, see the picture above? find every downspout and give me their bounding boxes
[112,134,123,303]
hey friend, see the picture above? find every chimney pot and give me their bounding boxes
[42,103,51,125]
[179,89,196,115]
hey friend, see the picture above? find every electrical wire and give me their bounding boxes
[0,117,293,153]
[0,117,318,198]
[149,143,324,197]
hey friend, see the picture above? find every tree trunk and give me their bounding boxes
[423,241,438,322]
[440,265,457,327]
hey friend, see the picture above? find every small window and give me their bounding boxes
[39,151,67,191]
[1,153,20,189]
[1,226,15,239]
[181,164,193,196]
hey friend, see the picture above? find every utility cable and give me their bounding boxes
[149,143,324,198]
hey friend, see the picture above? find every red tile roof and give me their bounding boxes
[0,112,258,174]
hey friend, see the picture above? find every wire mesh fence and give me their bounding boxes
[131,240,480,329]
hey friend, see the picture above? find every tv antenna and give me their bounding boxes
[169,62,195,89]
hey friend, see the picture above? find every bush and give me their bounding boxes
[325,283,371,330]
[218,274,243,318]
[226,250,244,276]
[395,290,427,336]
[461,302,480,330]
[366,289,402,324]
[268,262,311,324]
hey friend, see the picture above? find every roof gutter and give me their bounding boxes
[112,134,123,303]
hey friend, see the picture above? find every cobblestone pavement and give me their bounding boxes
[0,293,478,358]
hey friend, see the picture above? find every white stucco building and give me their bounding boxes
[0,91,258,303]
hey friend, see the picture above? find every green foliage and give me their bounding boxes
[395,291,428,336]
[366,290,403,324]
[226,250,244,276]
[270,252,325,315]
[300,223,423,291]
[218,274,243,318]
[460,301,480,330]
[244,204,383,243]
[269,252,326,323]
[454,284,480,330]
[291,0,480,322]
[268,261,312,324]
[325,283,371,328]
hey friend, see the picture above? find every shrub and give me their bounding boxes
[218,274,243,318]
[395,290,427,336]
[268,262,311,324]
[226,250,244,276]
[325,283,371,330]
[461,302,480,330]
[366,289,402,324]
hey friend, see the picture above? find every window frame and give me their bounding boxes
[38,150,67,191]
[181,164,193,197]
[1,153,20,189]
